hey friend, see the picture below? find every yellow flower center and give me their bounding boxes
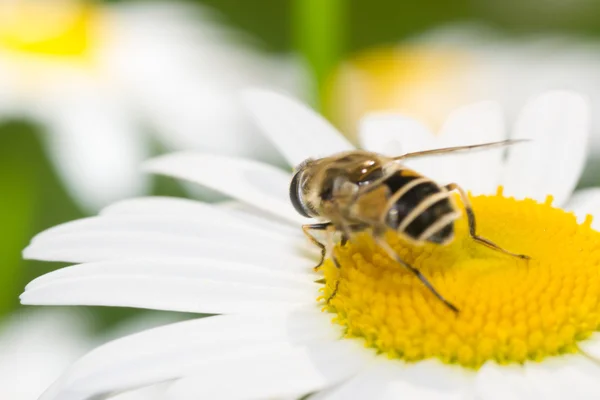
[0,0,98,59]
[329,46,474,140]
[320,189,600,368]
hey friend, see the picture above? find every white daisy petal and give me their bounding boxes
[25,259,316,292]
[358,113,439,179]
[220,201,303,238]
[41,311,345,400]
[563,188,600,226]
[523,357,600,400]
[306,362,387,400]
[39,83,149,212]
[241,89,355,167]
[358,112,435,157]
[166,339,370,400]
[433,101,506,194]
[381,360,473,400]
[23,232,313,270]
[107,2,292,165]
[101,196,306,239]
[502,91,589,205]
[575,333,600,360]
[474,363,535,400]
[0,309,92,400]
[30,215,308,253]
[101,196,239,218]
[315,359,472,400]
[143,152,308,224]
[109,383,169,400]
[21,263,314,314]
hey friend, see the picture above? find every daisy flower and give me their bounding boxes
[0,0,298,211]
[21,89,600,399]
[330,24,600,159]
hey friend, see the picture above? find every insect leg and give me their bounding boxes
[374,236,459,313]
[325,223,342,269]
[445,183,530,260]
[323,218,362,303]
[326,280,340,305]
[302,223,342,304]
[302,223,331,271]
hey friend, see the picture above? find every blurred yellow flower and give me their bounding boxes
[330,46,473,140]
[330,25,600,155]
[0,0,94,58]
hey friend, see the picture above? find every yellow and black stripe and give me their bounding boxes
[381,169,460,244]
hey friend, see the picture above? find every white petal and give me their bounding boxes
[220,201,303,238]
[20,276,312,314]
[358,112,435,157]
[474,363,535,400]
[307,362,386,400]
[105,2,293,164]
[41,311,345,400]
[576,332,600,361]
[31,214,309,256]
[316,359,473,400]
[432,101,506,194]
[502,91,590,206]
[0,309,91,400]
[241,89,354,167]
[109,383,170,400]
[102,196,305,238]
[563,188,600,226]
[358,113,440,179]
[23,231,313,270]
[21,259,316,313]
[381,360,473,400]
[144,152,308,224]
[26,258,315,291]
[166,339,370,400]
[39,82,149,212]
[523,356,600,400]
[101,196,238,218]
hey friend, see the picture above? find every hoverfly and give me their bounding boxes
[289,140,529,313]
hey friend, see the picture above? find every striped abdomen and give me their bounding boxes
[382,171,459,244]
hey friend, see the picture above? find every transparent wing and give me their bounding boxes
[394,139,529,161]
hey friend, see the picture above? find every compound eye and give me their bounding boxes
[289,171,311,218]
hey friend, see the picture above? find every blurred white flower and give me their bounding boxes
[0,309,90,400]
[331,24,600,160]
[0,0,301,211]
[0,308,184,400]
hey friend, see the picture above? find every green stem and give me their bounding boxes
[0,126,39,316]
[292,0,346,118]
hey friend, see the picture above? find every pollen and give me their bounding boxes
[320,190,600,368]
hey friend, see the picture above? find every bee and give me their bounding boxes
[289,140,529,313]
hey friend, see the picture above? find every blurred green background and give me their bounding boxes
[3,0,600,334]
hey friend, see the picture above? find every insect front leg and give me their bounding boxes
[372,229,459,313]
[445,183,530,260]
[324,222,359,304]
[302,223,331,271]
[302,222,344,304]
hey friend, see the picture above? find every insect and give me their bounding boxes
[289,140,529,313]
